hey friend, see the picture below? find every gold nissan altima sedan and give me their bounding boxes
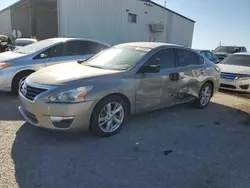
[19,42,220,136]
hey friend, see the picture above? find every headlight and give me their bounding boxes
[48,86,93,103]
[0,63,10,70]
[236,76,250,81]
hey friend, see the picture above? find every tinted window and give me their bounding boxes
[241,47,247,52]
[34,43,64,59]
[176,49,199,67]
[206,52,213,60]
[66,41,108,56]
[144,49,175,70]
[200,51,206,57]
[50,44,64,57]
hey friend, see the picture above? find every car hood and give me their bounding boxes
[218,64,250,74]
[0,51,25,62]
[27,62,121,85]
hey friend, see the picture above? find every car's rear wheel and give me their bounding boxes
[193,82,213,109]
[90,96,128,136]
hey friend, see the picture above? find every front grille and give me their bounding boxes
[220,72,241,80]
[220,84,236,89]
[20,83,47,101]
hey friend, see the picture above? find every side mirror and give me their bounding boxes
[140,64,160,73]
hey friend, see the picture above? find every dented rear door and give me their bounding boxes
[163,49,205,105]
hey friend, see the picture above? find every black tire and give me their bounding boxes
[90,95,128,137]
[12,72,33,95]
[192,82,213,109]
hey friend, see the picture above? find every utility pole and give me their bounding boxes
[164,1,167,7]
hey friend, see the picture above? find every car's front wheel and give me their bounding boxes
[193,82,213,109]
[90,96,128,136]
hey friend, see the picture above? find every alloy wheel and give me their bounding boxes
[200,86,212,106]
[98,102,124,133]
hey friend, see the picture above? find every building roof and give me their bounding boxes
[140,0,195,23]
[1,0,195,23]
[116,42,181,49]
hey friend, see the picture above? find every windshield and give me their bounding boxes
[220,55,250,67]
[214,46,240,53]
[15,39,60,54]
[84,47,149,70]
[14,40,35,47]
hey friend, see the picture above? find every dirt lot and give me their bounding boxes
[0,91,249,188]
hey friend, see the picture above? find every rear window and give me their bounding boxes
[176,49,201,67]
[220,55,250,67]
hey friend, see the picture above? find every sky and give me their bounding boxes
[1,0,250,50]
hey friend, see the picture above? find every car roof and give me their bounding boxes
[47,38,111,47]
[16,38,37,42]
[115,42,182,49]
[233,52,250,55]
[218,45,245,48]
[195,49,211,52]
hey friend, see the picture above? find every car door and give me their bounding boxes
[166,49,205,104]
[135,49,172,112]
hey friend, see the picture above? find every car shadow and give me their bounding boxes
[219,89,250,99]
[11,102,250,188]
[0,92,23,121]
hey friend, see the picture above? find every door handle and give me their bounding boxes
[169,73,180,81]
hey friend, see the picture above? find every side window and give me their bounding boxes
[34,50,49,59]
[241,47,247,52]
[176,49,199,67]
[34,44,64,59]
[50,44,64,57]
[144,49,175,70]
[200,51,206,57]
[66,41,108,56]
[206,52,213,60]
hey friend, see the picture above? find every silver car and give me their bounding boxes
[218,53,250,93]
[0,38,110,93]
[18,42,220,136]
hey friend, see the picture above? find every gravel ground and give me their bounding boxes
[0,91,249,188]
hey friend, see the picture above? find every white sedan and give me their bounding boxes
[218,52,250,93]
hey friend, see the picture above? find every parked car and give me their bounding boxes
[7,38,38,51]
[18,42,220,136]
[0,38,110,93]
[213,46,247,62]
[0,35,12,53]
[196,49,218,63]
[218,52,250,93]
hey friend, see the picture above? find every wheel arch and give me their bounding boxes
[203,80,214,96]
[11,69,36,91]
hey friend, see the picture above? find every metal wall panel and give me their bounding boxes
[58,0,194,46]
[0,9,12,37]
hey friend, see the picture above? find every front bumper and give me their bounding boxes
[220,79,250,93]
[18,92,97,132]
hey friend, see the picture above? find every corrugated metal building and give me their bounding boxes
[0,0,195,47]
[0,0,58,40]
